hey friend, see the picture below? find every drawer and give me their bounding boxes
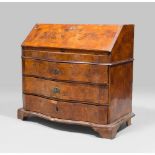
[24,94,108,125]
[23,77,108,105]
[23,50,110,63]
[22,58,108,84]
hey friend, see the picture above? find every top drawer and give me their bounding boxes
[23,50,110,63]
[22,58,108,84]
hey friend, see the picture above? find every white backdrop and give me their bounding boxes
[0,3,155,153]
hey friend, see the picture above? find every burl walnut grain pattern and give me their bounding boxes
[22,58,109,84]
[23,50,111,63]
[108,63,133,123]
[18,24,135,139]
[23,95,108,124]
[22,24,122,52]
[23,77,108,105]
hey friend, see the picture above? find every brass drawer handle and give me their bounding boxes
[51,68,61,75]
[52,87,60,94]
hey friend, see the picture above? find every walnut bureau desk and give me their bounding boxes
[18,24,135,139]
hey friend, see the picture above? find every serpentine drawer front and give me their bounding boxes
[22,58,108,84]
[23,77,108,105]
[24,95,108,125]
[18,24,135,139]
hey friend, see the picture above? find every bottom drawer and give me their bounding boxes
[24,94,108,125]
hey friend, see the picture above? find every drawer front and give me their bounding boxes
[24,94,108,125]
[23,50,110,63]
[23,77,108,105]
[23,58,108,84]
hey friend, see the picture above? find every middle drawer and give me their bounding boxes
[23,77,108,105]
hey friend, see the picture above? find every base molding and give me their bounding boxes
[17,108,135,139]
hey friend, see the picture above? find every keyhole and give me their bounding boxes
[56,106,59,112]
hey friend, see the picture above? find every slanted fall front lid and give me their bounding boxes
[22,24,124,52]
